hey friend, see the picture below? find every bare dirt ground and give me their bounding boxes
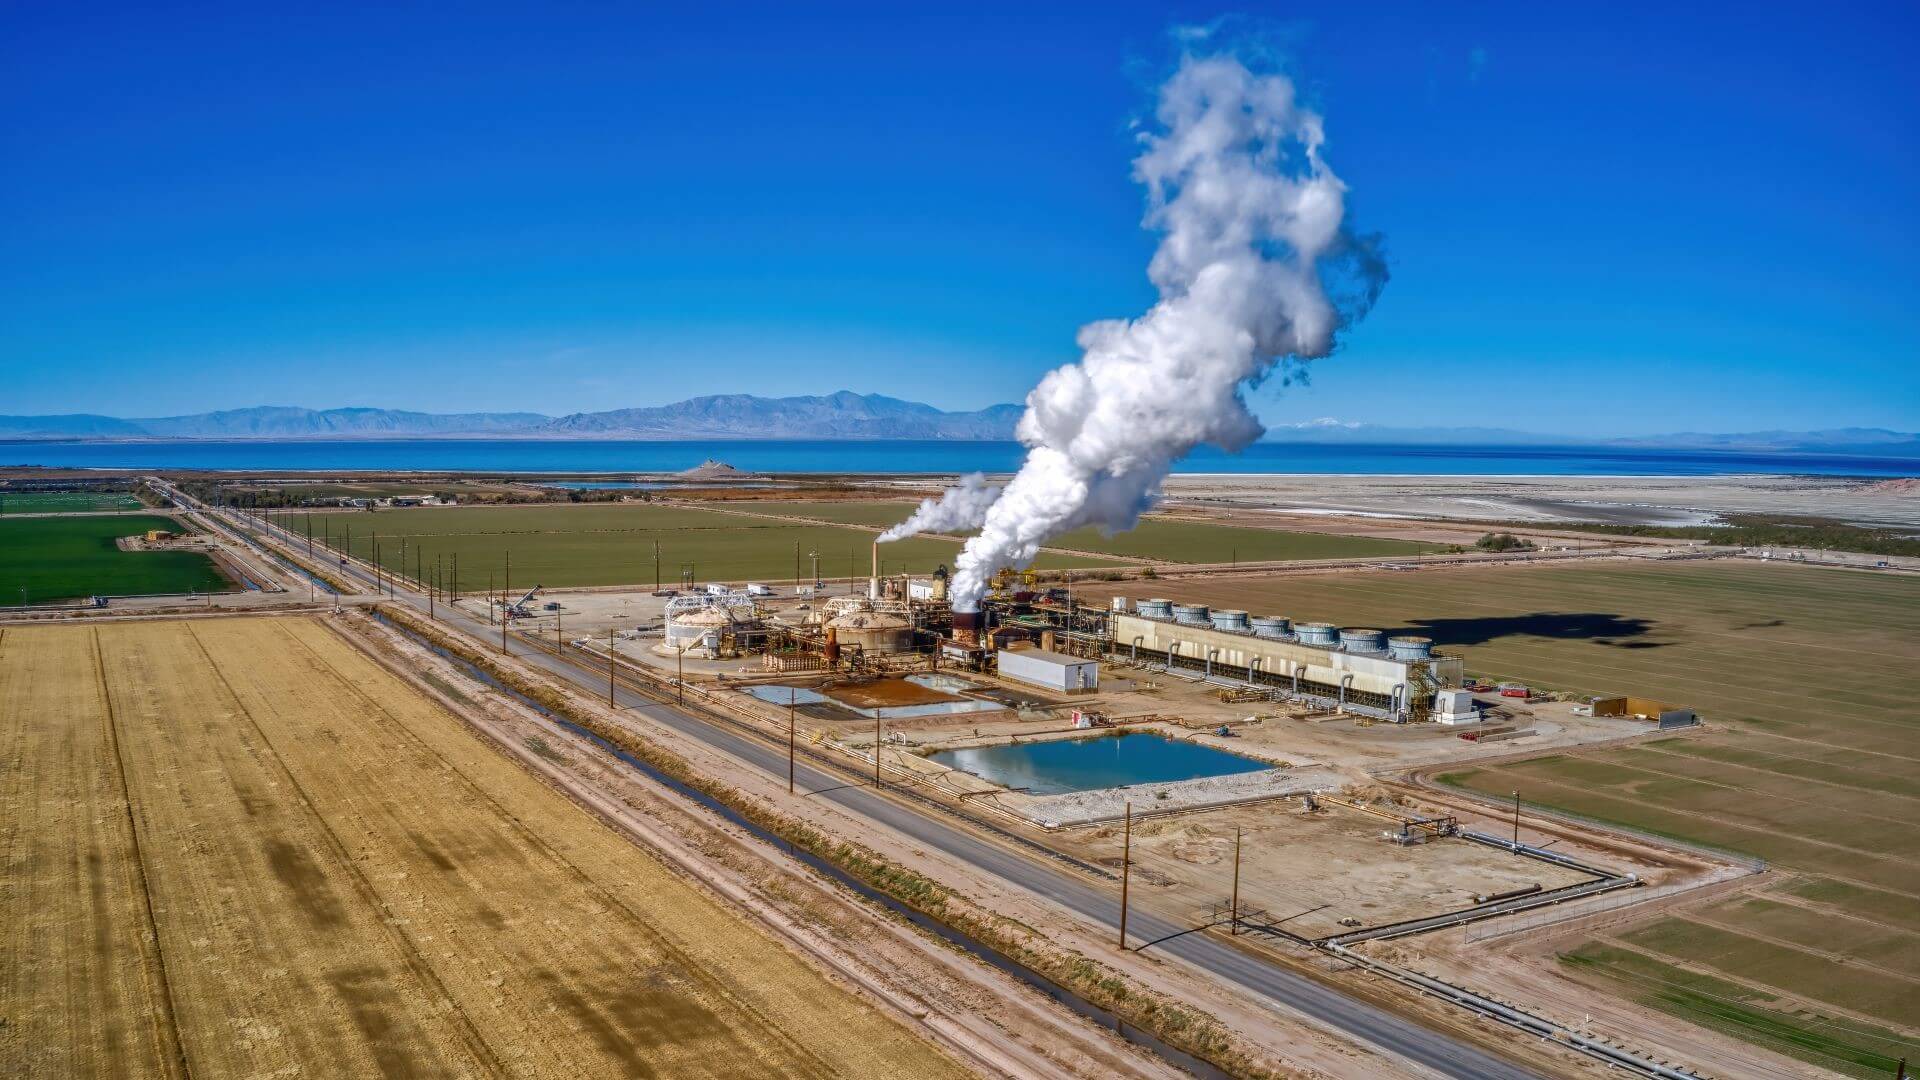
[1061,799,1597,939]
[0,617,972,1078]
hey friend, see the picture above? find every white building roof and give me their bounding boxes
[997,647,1092,668]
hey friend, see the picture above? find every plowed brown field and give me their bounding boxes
[0,617,966,1078]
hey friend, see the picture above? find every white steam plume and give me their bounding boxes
[900,51,1388,612]
[878,472,1002,541]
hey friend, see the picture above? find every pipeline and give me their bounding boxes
[1321,943,1705,1080]
[1473,883,1541,905]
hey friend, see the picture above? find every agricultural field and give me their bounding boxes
[296,503,1118,588]
[1079,560,1920,1075]
[732,500,1440,563]
[0,490,143,513]
[0,514,230,602]
[0,617,965,1077]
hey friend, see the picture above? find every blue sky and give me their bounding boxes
[3,2,1915,434]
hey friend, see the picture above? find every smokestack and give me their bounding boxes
[869,540,880,600]
[875,46,1386,613]
[953,611,980,647]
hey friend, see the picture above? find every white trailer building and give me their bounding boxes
[997,647,1098,693]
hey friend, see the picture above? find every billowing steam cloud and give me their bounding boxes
[882,49,1387,611]
[878,472,1002,541]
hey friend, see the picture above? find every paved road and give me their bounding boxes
[175,488,1544,1080]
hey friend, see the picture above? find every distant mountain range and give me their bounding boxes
[0,393,1020,441]
[1,395,1913,455]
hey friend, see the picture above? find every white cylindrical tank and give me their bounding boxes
[826,608,915,653]
[665,607,733,657]
[1341,628,1386,654]
[1252,615,1292,639]
[1296,622,1339,647]
[1138,598,1174,620]
[1388,636,1434,661]
[1209,609,1250,632]
[1172,603,1210,626]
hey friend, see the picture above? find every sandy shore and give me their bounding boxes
[1161,472,1920,528]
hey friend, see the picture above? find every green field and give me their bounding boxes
[1560,944,1915,1079]
[0,515,230,602]
[294,504,1118,589]
[0,491,144,513]
[1082,560,1920,1065]
[727,501,1439,563]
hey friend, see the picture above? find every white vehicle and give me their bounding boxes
[746,583,774,597]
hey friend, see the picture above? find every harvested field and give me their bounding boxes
[0,617,966,1078]
[735,501,1439,562]
[1079,559,1920,1065]
[0,514,230,602]
[297,503,1112,588]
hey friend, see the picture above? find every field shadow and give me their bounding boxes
[1399,612,1656,647]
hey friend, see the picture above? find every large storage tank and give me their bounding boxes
[1388,636,1434,661]
[826,608,915,654]
[1137,598,1174,620]
[1251,615,1293,639]
[664,607,733,657]
[1341,628,1386,654]
[1172,603,1211,626]
[1295,622,1339,647]
[1209,609,1251,632]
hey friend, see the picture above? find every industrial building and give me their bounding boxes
[997,646,1098,692]
[1105,599,1464,721]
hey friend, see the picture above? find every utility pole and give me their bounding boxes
[793,539,801,588]
[676,643,684,704]
[487,573,494,623]
[608,630,616,708]
[451,552,458,602]
[1512,790,1521,851]
[501,550,510,655]
[1231,826,1242,935]
[874,713,882,788]
[788,688,797,795]
[1119,802,1133,950]
[555,607,562,653]
[373,537,382,595]
[653,540,660,591]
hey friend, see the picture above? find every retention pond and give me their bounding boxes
[930,732,1271,796]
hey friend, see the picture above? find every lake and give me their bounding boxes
[6,438,1917,476]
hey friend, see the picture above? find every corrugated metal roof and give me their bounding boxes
[997,647,1092,668]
